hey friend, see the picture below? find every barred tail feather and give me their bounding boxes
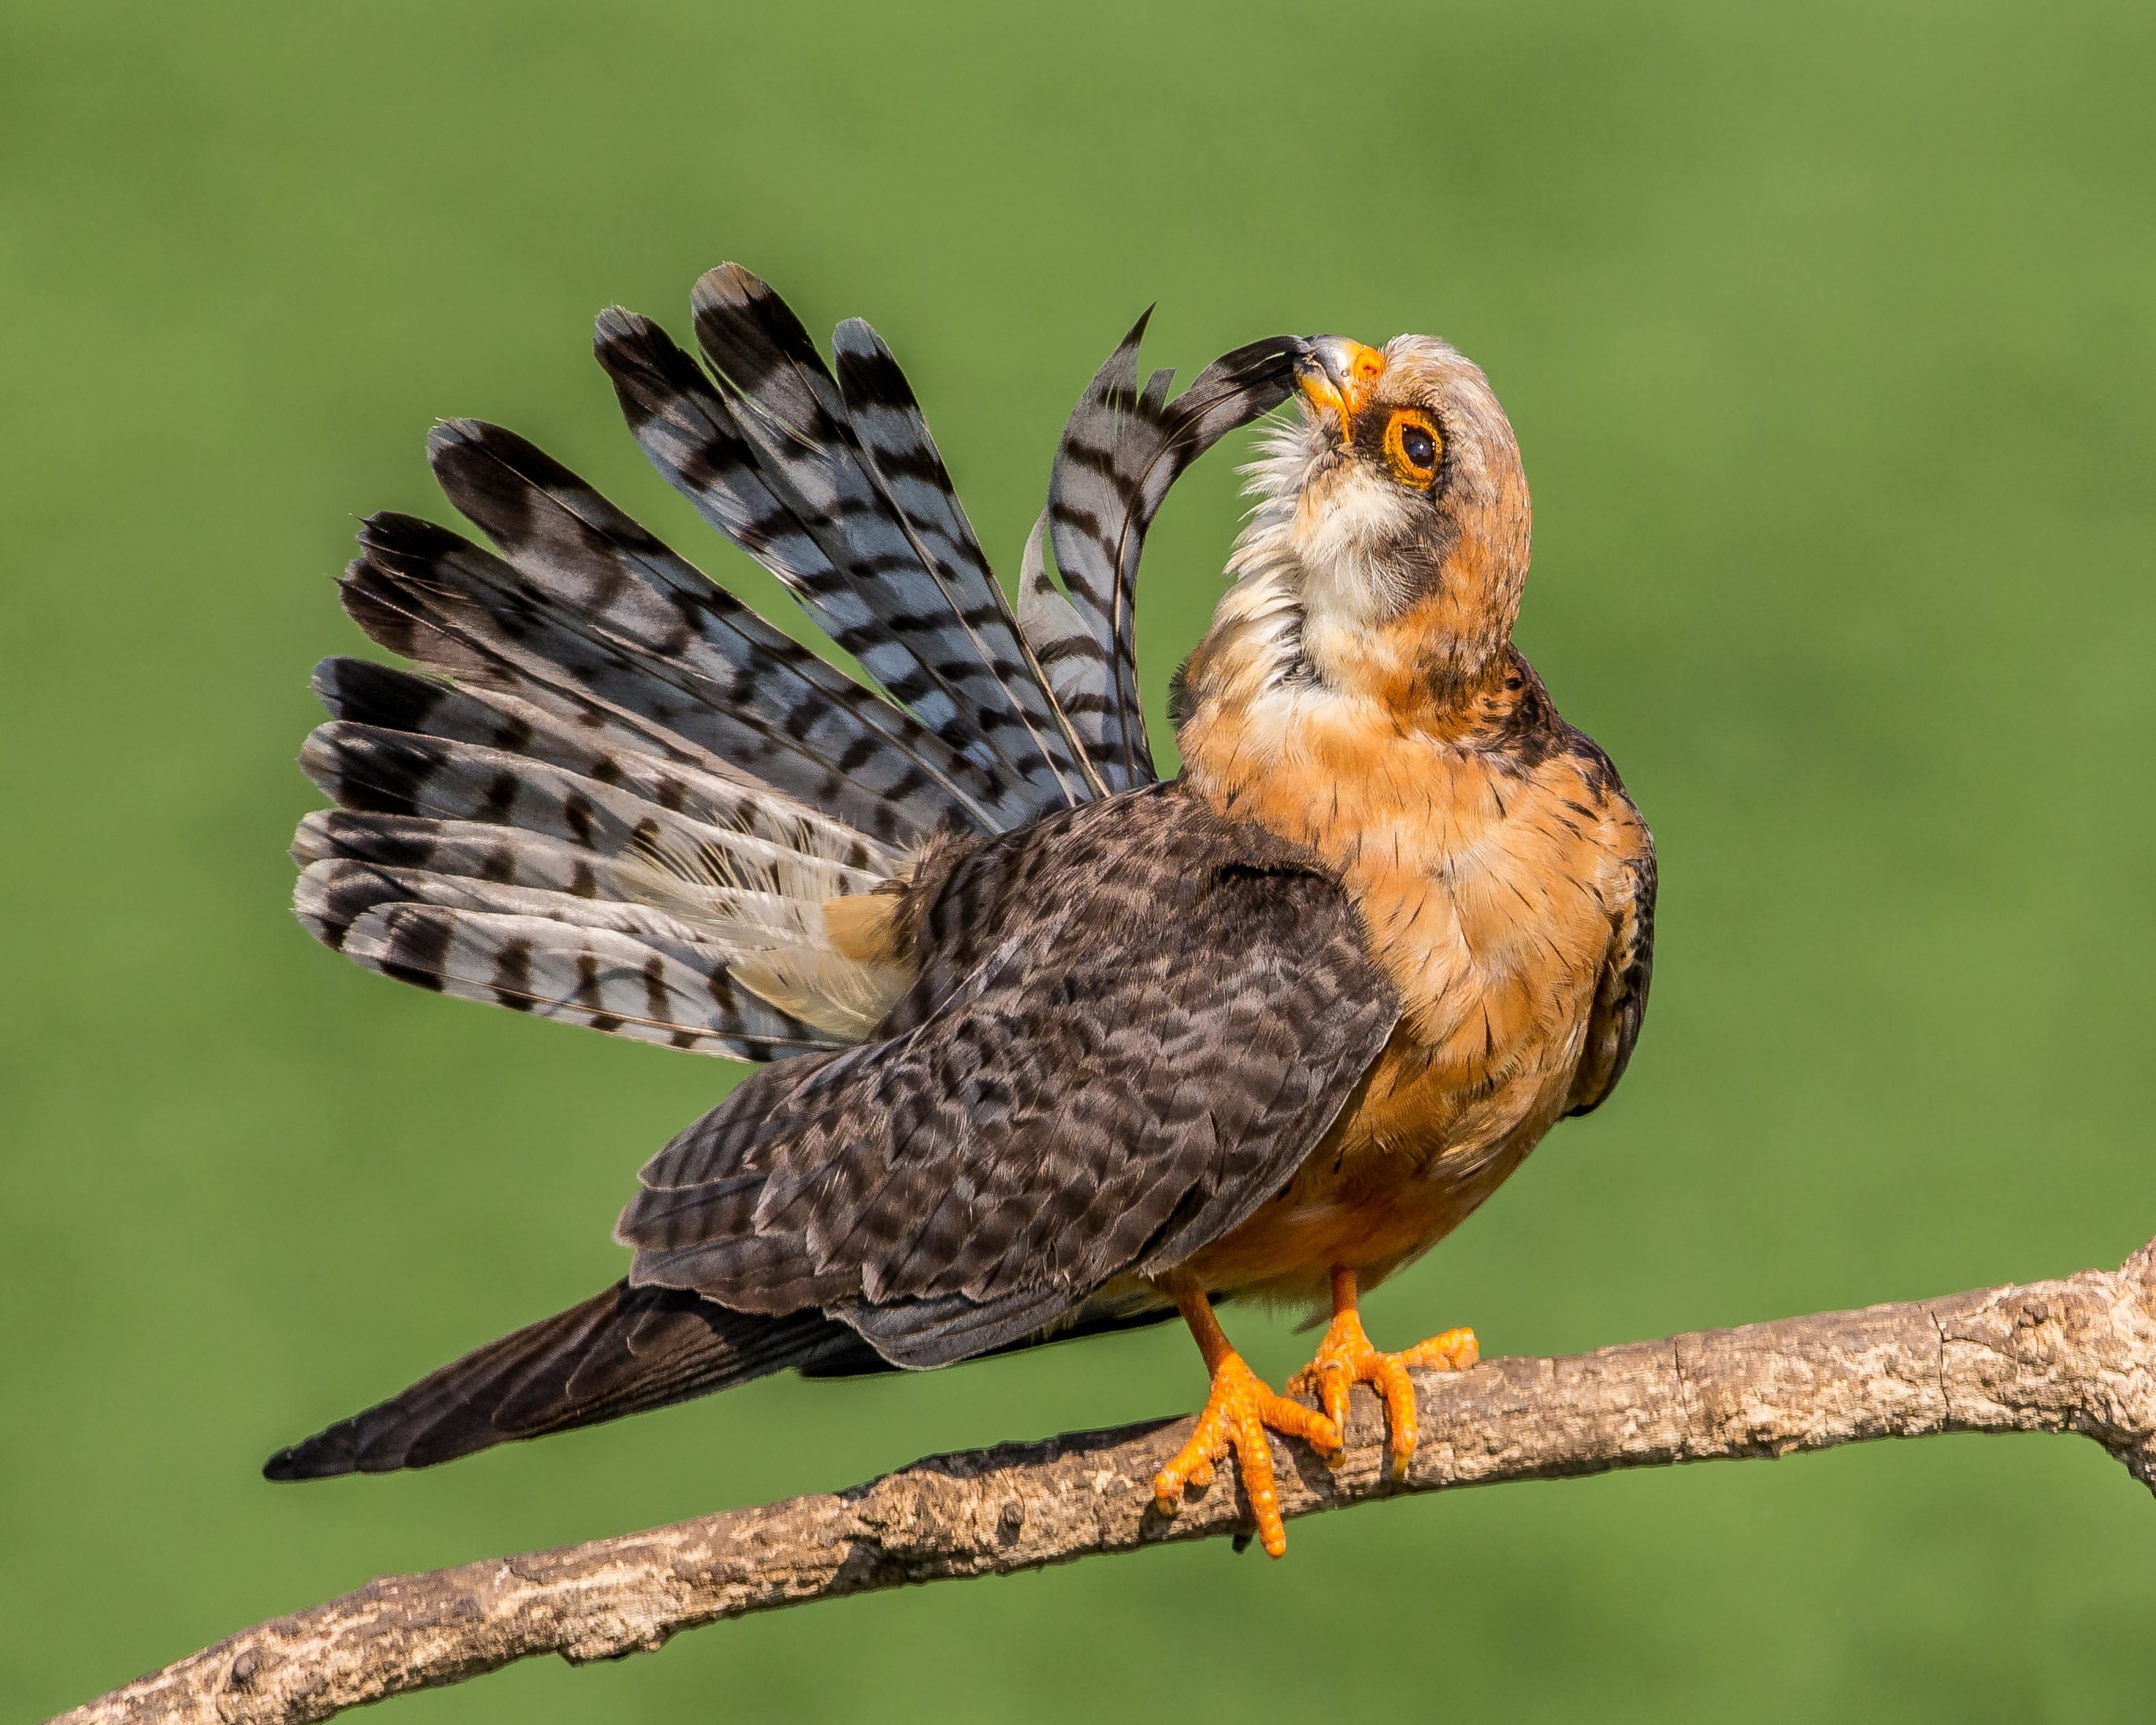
[1015,511,1099,720]
[312,658,896,880]
[826,317,1102,799]
[260,1281,1181,1478]
[601,276,1085,816]
[295,710,907,1054]
[296,262,1296,1061]
[298,866,835,1058]
[1032,321,1303,789]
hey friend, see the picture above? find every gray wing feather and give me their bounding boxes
[343,509,1010,844]
[596,304,1057,818]
[310,659,892,879]
[828,317,1097,800]
[615,784,1397,1367]
[315,893,826,1058]
[297,264,1302,1070]
[600,265,1078,814]
[299,724,874,900]
[1567,844,1657,1116]
[295,670,898,1058]
[427,425,1020,841]
[263,1284,858,1478]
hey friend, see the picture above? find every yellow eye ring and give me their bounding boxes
[1383,409,1443,489]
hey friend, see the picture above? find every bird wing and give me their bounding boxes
[1565,835,1657,1118]
[295,272,1299,1060]
[614,782,1401,1368]
[262,1283,863,1478]
[1021,318,1304,792]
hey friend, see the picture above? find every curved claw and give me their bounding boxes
[1290,1277,1478,1481]
[1153,1350,1338,1558]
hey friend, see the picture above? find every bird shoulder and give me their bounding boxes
[1182,647,1648,1091]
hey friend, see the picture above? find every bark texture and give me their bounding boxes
[54,1240,2156,1725]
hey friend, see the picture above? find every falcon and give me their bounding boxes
[265,265,1655,1559]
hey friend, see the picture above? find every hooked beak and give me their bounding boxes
[1293,335,1386,443]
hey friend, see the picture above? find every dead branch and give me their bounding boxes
[52,1237,2156,1725]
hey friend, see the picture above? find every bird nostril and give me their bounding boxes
[1303,336,1385,406]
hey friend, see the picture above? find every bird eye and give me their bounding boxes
[1384,410,1442,488]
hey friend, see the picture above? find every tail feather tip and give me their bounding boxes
[262,1435,354,1482]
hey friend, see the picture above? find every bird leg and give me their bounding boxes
[1288,1266,1479,1479]
[1152,1285,1338,1559]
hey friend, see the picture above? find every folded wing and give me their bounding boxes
[616,782,1400,1367]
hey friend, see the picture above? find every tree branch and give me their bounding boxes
[54,1239,2156,1725]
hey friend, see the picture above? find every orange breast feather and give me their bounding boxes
[1178,650,1646,1309]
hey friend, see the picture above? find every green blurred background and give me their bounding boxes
[5,0,2154,1718]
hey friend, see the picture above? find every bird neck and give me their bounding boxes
[1177,495,1563,865]
[1174,535,1522,749]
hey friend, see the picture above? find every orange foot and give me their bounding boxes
[1153,1288,1338,1559]
[1288,1267,1479,1481]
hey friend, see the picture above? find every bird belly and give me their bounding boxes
[1173,737,1622,1315]
[1177,1029,1580,1314]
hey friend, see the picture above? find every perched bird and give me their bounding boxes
[266,265,1654,1559]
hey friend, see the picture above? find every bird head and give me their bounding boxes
[1233,332,1531,704]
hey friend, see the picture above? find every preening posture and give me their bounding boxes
[267,265,1655,1558]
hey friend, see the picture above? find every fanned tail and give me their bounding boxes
[295,265,1297,1059]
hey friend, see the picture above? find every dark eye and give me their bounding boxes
[1384,410,1443,487]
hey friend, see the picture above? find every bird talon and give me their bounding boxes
[1293,1271,1476,1480]
[1397,1327,1480,1374]
[1153,1347,1334,1557]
